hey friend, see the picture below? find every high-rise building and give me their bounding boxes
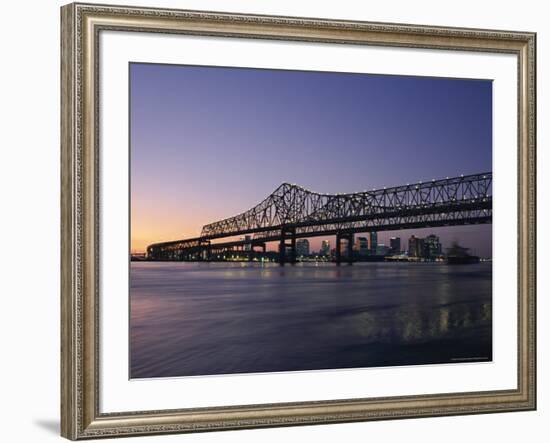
[296,239,310,257]
[320,240,330,256]
[390,237,401,254]
[369,232,378,254]
[424,234,442,259]
[408,235,425,258]
[355,237,369,256]
[376,244,391,256]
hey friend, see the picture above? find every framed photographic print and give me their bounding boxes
[60,2,536,440]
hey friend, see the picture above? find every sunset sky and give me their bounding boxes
[130,63,492,256]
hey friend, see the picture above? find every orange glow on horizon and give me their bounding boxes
[131,214,203,253]
[131,196,218,253]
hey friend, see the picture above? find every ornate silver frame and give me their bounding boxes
[60,2,536,440]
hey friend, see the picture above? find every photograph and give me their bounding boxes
[129,63,493,379]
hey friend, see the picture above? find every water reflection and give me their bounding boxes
[350,300,491,343]
[130,262,492,378]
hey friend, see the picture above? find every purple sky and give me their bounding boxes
[130,63,492,257]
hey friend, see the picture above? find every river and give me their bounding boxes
[130,261,492,378]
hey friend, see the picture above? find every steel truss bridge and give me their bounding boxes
[146,172,492,264]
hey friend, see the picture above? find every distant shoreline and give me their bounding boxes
[131,258,492,264]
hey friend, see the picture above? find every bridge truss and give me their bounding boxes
[147,172,492,263]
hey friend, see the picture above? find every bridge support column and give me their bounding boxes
[335,235,341,265]
[199,240,211,261]
[290,234,296,264]
[279,236,286,265]
[279,228,296,265]
[346,233,354,265]
[335,233,354,265]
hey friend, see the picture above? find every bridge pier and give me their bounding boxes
[346,233,354,265]
[335,232,354,265]
[335,235,341,265]
[199,240,211,261]
[279,228,296,265]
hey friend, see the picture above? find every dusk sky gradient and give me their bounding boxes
[130,63,492,256]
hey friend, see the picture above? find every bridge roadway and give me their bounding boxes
[146,172,492,264]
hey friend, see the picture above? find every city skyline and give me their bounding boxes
[130,63,492,256]
[268,233,479,259]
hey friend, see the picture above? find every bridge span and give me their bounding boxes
[146,172,492,264]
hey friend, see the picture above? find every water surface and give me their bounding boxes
[130,262,492,378]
